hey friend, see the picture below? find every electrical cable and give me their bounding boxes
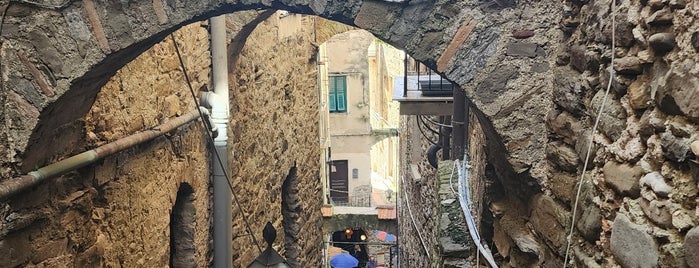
[418,115,440,135]
[170,33,262,254]
[422,115,453,128]
[563,0,616,266]
[415,116,438,146]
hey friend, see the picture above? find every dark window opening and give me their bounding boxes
[170,183,196,268]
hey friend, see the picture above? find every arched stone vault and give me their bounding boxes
[2,0,559,197]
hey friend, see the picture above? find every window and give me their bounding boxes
[329,75,347,112]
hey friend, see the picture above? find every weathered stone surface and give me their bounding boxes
[529,194,569,255]
[576,204,601,242]
[554,67,586,115]
[685,226,699,268]
[506,42,540,58]
[512,29,535,39]
[0,234,32,267]
[660,131,691,162]
[639,198,673,228]
[691,140,699,156]
[546,141,580,172]
[31,238,68,264]
[549,172,575,203]
[590,90,627,141]
[656,58,699,118]
[610,214,659,268]
[671,209,694,231]
[613,56,643,75]
[569,45,600,73]
[574,130,598,167]
[475,65,519,104]
[640,172,673,197]
[691,31,699,51]
[628,74,651,110]
[547,110,583,145]
[645,8,674,26]
[603,162,643,198]
[648,32,676,55]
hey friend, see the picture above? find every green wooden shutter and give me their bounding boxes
[329,77,337,111]
[336,76,347,112]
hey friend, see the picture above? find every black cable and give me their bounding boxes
[422,115,452,128]
[415,116,438,146]
[170,34,262,254]
[418,115,439,135]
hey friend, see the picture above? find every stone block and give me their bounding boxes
[506,42,540,58]
[548,172,575,203]
[613,56,643,75]
[529,194,569,255]
[639,198,672,228]
[546,141,580,172]
[628,74,651,110]
[610,214,659,268]
[640,172,673,197]
[590,89,627,141]
[603,161,642,198]
[576,204,602,242]
[656,58,699,118]
[0,234,32,267]
[546,110,582,146]
[685,226,699,268]
[32,238,68,263]
[648,33,675,55]
[660,131,691,162]
[554,67,585,115]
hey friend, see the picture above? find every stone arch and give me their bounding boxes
[3,0,512,173]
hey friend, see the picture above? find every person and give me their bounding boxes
[365,255,378,268]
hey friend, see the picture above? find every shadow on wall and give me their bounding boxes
[170,183,196,267]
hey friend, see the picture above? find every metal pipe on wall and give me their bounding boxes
[0,107,209,200]
[209,15,232,268]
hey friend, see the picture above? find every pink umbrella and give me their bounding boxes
[374,230,396,242]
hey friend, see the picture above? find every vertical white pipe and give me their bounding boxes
[210,15,232,268]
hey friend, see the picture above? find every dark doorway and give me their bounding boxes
[329,160,349,205]
[170,183,196,268]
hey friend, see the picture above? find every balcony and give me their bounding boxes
[392,56,454,115]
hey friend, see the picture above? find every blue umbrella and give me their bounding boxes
[329,253,359,268]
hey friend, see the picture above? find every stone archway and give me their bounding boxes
[1,0,556,180]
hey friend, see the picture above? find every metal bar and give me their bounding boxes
[452,85,466,160]
[403,52,408,97]
[0,108,206,200]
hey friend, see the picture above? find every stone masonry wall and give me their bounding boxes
[227,13,324,266]
[0,23,212,267]
[549,0,699,267]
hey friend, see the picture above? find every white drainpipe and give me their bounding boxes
[208,15,232,268]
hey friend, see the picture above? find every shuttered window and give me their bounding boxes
[329,76,347,112]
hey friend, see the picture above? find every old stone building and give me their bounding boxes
[0,0,698,267]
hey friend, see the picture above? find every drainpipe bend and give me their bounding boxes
[0,107,208,200]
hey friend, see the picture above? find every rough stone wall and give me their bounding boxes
[0,23,212,267]
[398,108,489,267]
[227,13,323,266]
[551,0,699,267]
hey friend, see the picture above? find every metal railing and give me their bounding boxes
[403,54,454,97]
[330,194,372,207]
